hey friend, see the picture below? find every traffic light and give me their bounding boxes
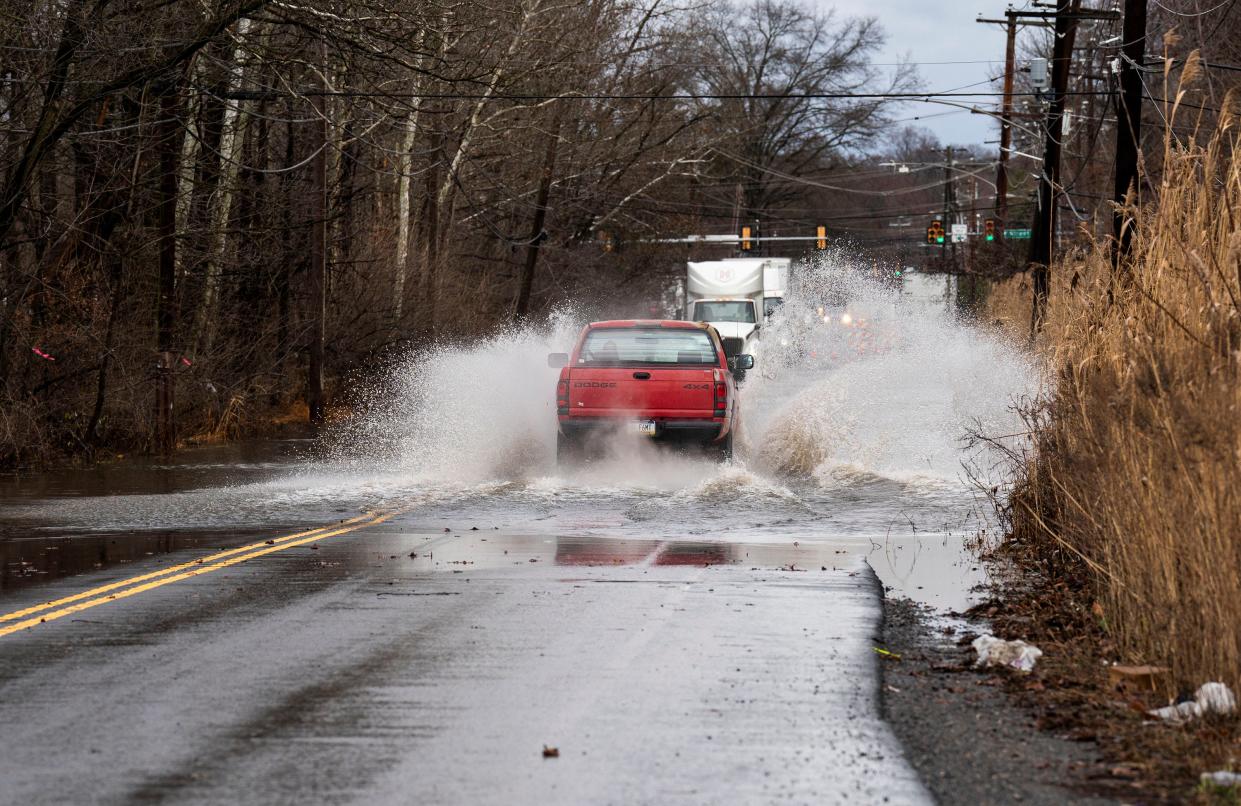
[984,219,996,242]
[815,225,827,250]
[926,220,945,244]
[740,225,753,251]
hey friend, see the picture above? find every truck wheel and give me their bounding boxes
[710,431,734,462]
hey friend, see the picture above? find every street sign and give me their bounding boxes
[1004,228,1031,239]
[950,223,967,243]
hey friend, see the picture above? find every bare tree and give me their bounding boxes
[691,0,918,221]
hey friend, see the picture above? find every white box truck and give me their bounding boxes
[685,257,790,357]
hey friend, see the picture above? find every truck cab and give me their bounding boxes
[687,298,758,357]
[685,258,790,359]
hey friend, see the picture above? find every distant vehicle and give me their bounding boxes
[547,320,753,463]
[685,258,790,358]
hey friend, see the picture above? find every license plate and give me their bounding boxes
[635,420,657,437]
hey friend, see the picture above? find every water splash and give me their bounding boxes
[5,259,1037,543]
[742,255,1035,487]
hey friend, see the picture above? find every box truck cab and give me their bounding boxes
[686,258,790,358]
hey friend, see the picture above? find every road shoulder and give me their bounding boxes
[879,597,1119,805]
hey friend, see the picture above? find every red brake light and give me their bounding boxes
[557,379,569,408]
[714,381,727,407]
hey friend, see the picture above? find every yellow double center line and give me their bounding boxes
[0,509,402,638]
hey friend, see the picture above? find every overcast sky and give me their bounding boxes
[823,0,1016,148]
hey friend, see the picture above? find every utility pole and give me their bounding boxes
[307,38,327,425]
[968,176,979,273]
[1028,0,1082,335]
[1112,0,1147,272]
[943,146,954,270]
[996,9,1018,236]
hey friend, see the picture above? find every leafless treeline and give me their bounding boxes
[0,0,911,465]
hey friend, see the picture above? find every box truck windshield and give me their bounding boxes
[693,300,755,324]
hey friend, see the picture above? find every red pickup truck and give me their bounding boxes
[548,320,754,463]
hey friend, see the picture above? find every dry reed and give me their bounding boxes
[1010,103,1241,693]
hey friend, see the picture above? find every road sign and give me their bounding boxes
[951,223,967,243]
[1004,228,1031,239]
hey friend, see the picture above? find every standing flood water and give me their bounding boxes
[1,262,1035,608]
[0,262,1038,806]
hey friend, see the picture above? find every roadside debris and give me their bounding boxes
[542,745,559,758]
[1107,664,1168,692]
[1200,771,1241,788]
[1148,682,1237,723]
[971,635,1042,672]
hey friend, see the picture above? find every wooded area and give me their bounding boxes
[3,0,1235,467]
[0,0,912,466]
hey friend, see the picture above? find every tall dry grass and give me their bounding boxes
[1010,102,1241,692]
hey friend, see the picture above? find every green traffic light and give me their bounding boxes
[986,234,994,241]
[936,236,944,244]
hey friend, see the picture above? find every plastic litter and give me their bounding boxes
[1200,771,1241,788]
[1149,701,1200,722]
[972,635,1043,672]
[1196,682,1237,715]
[1148,682,1237,723]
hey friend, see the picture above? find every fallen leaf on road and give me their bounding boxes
[542,746,559,758]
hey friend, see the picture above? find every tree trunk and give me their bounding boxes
[307,38,328,425]
[0,0,91,250]
[274,110,294,406]
[155,85,183,455]
[393,110,419,327]
[193,16,254,355]
[392,29,431,330]
[420,152,440,342]
[175,56,205,279]
[515,107,564,318]
[86,254,125,449]
[189,14,253,355]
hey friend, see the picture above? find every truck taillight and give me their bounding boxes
[556,379,569,410]
[714,381,727,410]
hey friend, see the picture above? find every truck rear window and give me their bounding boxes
[578,328,718,366]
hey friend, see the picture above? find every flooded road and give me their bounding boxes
[0,269,1034,804]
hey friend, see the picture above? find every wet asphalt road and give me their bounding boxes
[0,274,1034,803]
[0,516,929,805]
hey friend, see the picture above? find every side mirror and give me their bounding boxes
[547,352,568,368]
[730,354,755,371]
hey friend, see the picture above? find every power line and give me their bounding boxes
[219,88,1117,101]
[1150,0,1233,16]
